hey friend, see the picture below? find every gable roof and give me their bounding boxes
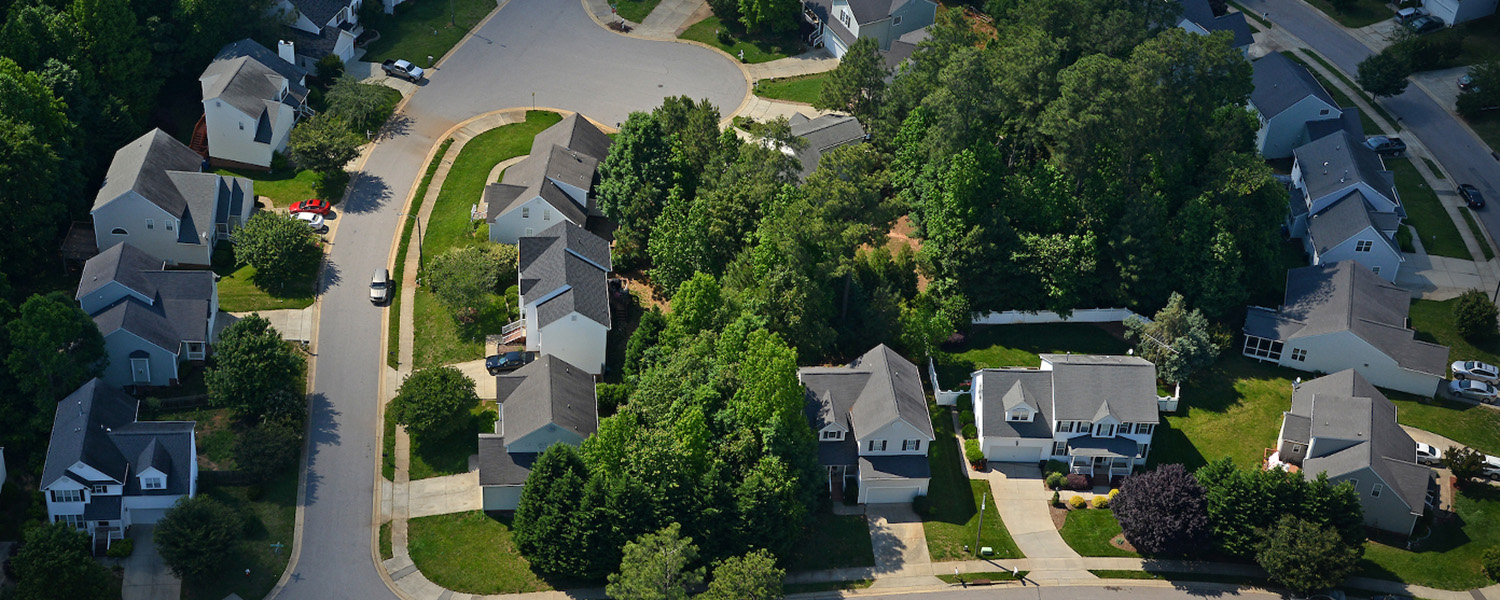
[1294,130,1396,204]
[799,345,935,440]
[496,355,598,447]
[201,39,308,122]
[93,129,246,245]
[788,113,867,180]
[974,369,1055,440]
[517,222,612,328]
[1245,262,1449,377]
[77,244,217,349]
[1306,190,1400,256]
[211,39,307,85]
[842,0,922,24]
[1178,0,1254,48]
[42,379,196,497]
[286,0,348,27]
[1042,354,1161,424]
[1251,52,1337,120]
[488,114,613,226]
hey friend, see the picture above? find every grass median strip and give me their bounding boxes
[1460,207,1495,260]
[1388,157,1470,260]
[937,571,1027,584]
[388,138,454,369]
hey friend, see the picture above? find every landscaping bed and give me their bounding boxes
[679,16,800,63]
[407,511,557,595]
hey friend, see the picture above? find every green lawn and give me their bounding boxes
[217,168,323,209]
[1425,158,1446,179]
[1467,108,1500,155]
[923,404,1023,560]
[1361,484,1500,590]
[181,469,299,600]
[936,570,1026,584]
[1302,0,1392,28]
[1406,299,1500,454]
[679,16,800,63]
[213,246,319,312]
[409,403,498,480]
[1460,207,1495,260]
[788,512,875,570]
[1388,157,1470,260]
[412,285,519,369]
[380,521,393,560]
[754,72,828,104]
[388,138,454,369]
[932,323,1129,389]
[408,511,555,594]
[1150,355,1299,472]
[361,0,500,64]
[1058,508,1138,557]
[1421,15,1500,68]
[611,0,661,22]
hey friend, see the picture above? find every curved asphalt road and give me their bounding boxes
[857,586,1286,600]
[275,2,745,599]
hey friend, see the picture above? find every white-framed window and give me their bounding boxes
[1008,410,1028,422]
[543,210,550,221]
[1292,443,1305,453]
[1243,335,1284,361]
[822,430,839,440]
[868,440,887,451]
[55,514,84,528]
[52,489,84,503]
[840,9,851,27]
[1119,423,1133,435]
[1348,478,1359,490]
[901,439,921,451]
[166,220,174,231]
[143,477,165,490]
[522,207,530,218]
[1136,423,1155,436]
[1056,421,1073,433]
[146,219,155,230]
[1137,443,1151,459]
[1052,441,1067,456]
[1372,483,1384,498]
[1319,109,1330,116]
[1355,240,1373,252]
[1291,348,1307,362]
[525,228,534,236]
[1094,423,1115,438]
[1372,266,1381,275]
[91,485,108,495]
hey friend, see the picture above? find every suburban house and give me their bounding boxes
[485,113,613,244]
[273,0,364,70]
[1243,261,1449,396]
[800,345,936,504]
[788,113,867,180]
[41,379,196,549]
[1267,370,1435,536]
[1250,52,1343,159]
[199,38,311,169]
[801,0,939,59]
[92,129,254,267]
[1422,0,1497,25]
[972,354,1160,480]
[883,27,930,69]
[1176,0,1253,53]
[0,447,7,490]
[1287,113,1404,281]
[503,222,612,375]
[77,243,220,389]
[478,355,598,511]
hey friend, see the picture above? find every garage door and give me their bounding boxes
[130,508,167,524]
[864,486,921,504]
[986,442,1041,463]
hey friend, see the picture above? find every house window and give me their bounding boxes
[822,430,839,440]
[51,489,84,503]
[1291,348,1307,362]
[166,221,174,231]
[1136,423,1155,436]
[902,439,921,451]
[1094,423,1115,437]
[1372,266,1381,275]
[840,10,850,27]
[1319,109,1330,116]
[111,228,128,235]
[525,228,534,236]
[54,514,83,528]
[143,477,165,490]
[1291,443,1305,453]
[1008,410,1028,422]
[1243,335,1284,361]
[1119,423,1133,435]
[522,207,530,218]
[91,485,108,495]
[146,219,155,230]
[868,440,887,452]
[1355,240,1373,252]
[1137,443,1151,459]
[1347,478,1359,490]
[1056,421,1073,433]
[543,210,550,221]
[893,15,902,25]
[1372,483,1384,498]
[1052,441,1067,456]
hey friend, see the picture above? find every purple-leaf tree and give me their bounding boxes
[1112,464,1211,556]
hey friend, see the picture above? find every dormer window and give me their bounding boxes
[143,477,165,490]
[91,485,108,495]
[821,429,842,441]
[1007,409,1031,422]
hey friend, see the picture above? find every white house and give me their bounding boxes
[92,129,254,267]
[1288,119,1405,282]
[1422,0,1498,24]
[973,354,1159,481]
[802,0,938,59]
[41,379,196,550]
[77,244,220,389]
[274,0,364,71]
[1177,0,1254,54]
[1250,52,1343,159]
[478,355,598,511]
[503,222,612,375]
[485,114,613,244]
[1244,261,1449,397]
[1267,370,1435,536]
[200,39,311,169]
[800,345,936,504]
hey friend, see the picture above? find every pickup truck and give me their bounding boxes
[1364,135,1406,157]
[381,59,425,82]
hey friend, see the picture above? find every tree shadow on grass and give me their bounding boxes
[410,409,496,478]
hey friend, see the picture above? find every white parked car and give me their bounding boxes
[1415,442,1442,465]
[295,211,328,233]
[1449,379,1499,403]
[1484,455,1500,481]
[370,268,391,305]
[1451,360,1500,383]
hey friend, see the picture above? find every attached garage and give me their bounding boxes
[481,485,522,511]
[858,455,931,504]
[862,484,924,504]
[983,439,1047,463]
[129,508,167,524]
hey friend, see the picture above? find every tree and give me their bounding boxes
[324,75,394,131]
[1357,51,1410,97]
[737,0,799,33]
[0,58,75,281]
[706,0,739,22]
[1124,292,1221,384]
[625,307,666,376]
[234,421,303,482]
[1454,289,1498,338]
[1256,515,1360,594]
[596,112,673,266]
[1456,60,1500,119]
[155,496,245,581]
[815,37,888,123]
[315,53,345,80]
[230,211,320,284]
[424,245,503,316]
[5,291,105,404]
[388,366,479,439]
[606,523,705,600]
[11,523,113,600]
[1448,445,1485,486]
[512,443,590,576]
[206,314,305,422]
[287,113,364,174]
[1112,464,1211,556]
[697,549,783,600]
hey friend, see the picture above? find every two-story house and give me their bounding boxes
[1176,0,1253,54]
[478,355,598,511]
[1244,261,1449,396]
[1250,52,1343,159]
[502,222,612,375]
[485,113,613,244]
[200,39,311,169]
[41,379,196,550]
[801,0,938,60]
[92,129,254,268]
[274,0,364,71]
[1286,114,1405,281]
[800,345,936,504]
[1268,370,1436,536]
[77,244,220,389]
[973,354,1160,481]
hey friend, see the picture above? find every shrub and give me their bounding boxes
[315,54,345,80]
[105,538,134,558]
[1484,547,1500,582]
[1092,495,1110,509]
[961,423,977,439]
[957,394,973,412]
[1051,491,1061,506]
[1455,289,1498,339]
[1108,488,1120,501]
[1045,472,1065,490]
[230,212,320,286]
[959,410,975,426]
[715,27,732,45]
[843,480,859,505]
[1043,459,1068,477]
[596,382,632,417]
[1068,495,1086,509]
[388,366,481,439]
[964,439,984,465]
[912,494,931,516]
[1066,473,1089,490]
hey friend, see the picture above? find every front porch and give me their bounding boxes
[1065,436,1136,480]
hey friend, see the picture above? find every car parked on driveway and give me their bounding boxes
[370,268,390,304]
[485,351,532,375]
[1459,73,1476,91]
[1450,379,1498,402]
[290,198,332,215]
[1484,454,1500,480]
[295,211,328,233]
[1460,184,1486,209]
[1404,15,1444,33]
[1415,442,1443,465]
[1365,136,1407,157]
[1452,360,1500,382]
[1396,7,1424,23]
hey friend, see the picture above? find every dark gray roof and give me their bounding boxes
[77,243,164,300]
[484,184,528,222]
[287,0,348,28]
[799,345,935,441]
[93,129,206,219]
[517,222,612,328]
[1248,262,1449,376]
[1042,354,1161,424]
[42,379,195,497]
[83,495,123,520]
[1307,190,1398,256]
[818,438,859,466]
[531,113,613,162]
[490,114,612,226]
[496,355,597,447]
[805,387,851,432]
[1308,108,1365,143]
[974,369,1055,440]
[1281,413,1311,444]
[1251,52,1337,120]
[1065,435,1138,458]
[884,27,929,69]
[845,0,917,24]
[111,422,194,496]
[78,244,217,350]
[1294,130,1396,204]
[212,39,307,85]
[788,113,867,180]
[858,455,930,480]
[1178,0,1253,47]
[201,39,308,126]
[283,25,339,59]
[477,435,537,486]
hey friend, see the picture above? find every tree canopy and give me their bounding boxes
[230,211,321,284]
[388,366,480,439]
[206,314,306,423]
[1112,464,1210,556]
[11,523,114,600]
[605,523,705,600]
[1256,515,1362,593]
[1124,292,1221,384]
[155,495,245,581]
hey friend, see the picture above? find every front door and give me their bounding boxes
[1093,456,1108,476]
[131,357,150,383]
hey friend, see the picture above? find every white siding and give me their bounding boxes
[1277,331,1442,396]
[1423,0,1497,24]
[489,198,583,244]
[1313,227,1402,282]
[201,97,295,168]
[535,317,608,375]
[857,420,932,456]
[93,193,212,266]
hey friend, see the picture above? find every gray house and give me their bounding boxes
[502,222,613,375]
[485,114,613,244]
[1250,52,1342,159]
[1269,370,1435,536]
[1288,113,1405,282]
[77,243,220,389]
[1176,0,1253,53]
[802,0,938,60]
[41,379,196,549]
[788,113,867,180]
[478,355,598,511]
[801,345,935,504]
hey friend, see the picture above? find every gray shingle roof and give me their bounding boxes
[93,129,206,219]
[1294,130,1396,205]
[818,438,859,466]
[974,370,1055,440]
[78,244,217,350]
[1178,0,1254,48]
[112,423,193,496]
[489,114,612,226]
[41,379,195,497]
[83,495,123,520]
[1251,52,1337,120]
[477,435,537,486]
[799,345,935,442]
[1042,354,1161,424]
[1306,190,1399,256]
[77,243,163,300]
[859,455,930,480]
[1308,107,1365,143]
[788,113,867,180]
[201,39,308,126]
[844,0,916,24]
[1065,435,1138,458]
[287,0,348,29]
[212,39,307,86]
[517,222,613,328]
[496,355,598,448]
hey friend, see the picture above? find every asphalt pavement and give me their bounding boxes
[1236,0,1500,249]
[853,584,1287,599]
[271,1,746,599]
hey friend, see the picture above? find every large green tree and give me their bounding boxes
[205,314,305,422]
[816,37,888,123]
[11,523,113,600]
[425,245,503,316]
[155,496,245,581]
[697,549,783,600]
[0,58,75,280]
[1256,515,1361,593]
[388,366,479,439]
[1357,51,1410,97]
[231,211,320,285]
[596,112,674,266]
[288,113,364,174]
[6,291,105,403]
[1124,292,1221,384]
[606,523,704,600]
[512,443,590,577]
[737,0,798,33]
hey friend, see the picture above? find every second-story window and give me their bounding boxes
[868,440,887,451]
[901,439,921,451]
[1056,421,1073,433]
[1355,240,1373,252]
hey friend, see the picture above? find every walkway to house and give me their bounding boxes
[744,49,839,80]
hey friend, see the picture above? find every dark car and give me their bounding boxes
[1459,73,1475,91]
[1460,184,1486,209]
[485,351,532,375]
[1405,15,1443,33]
[1364,136,1407,157]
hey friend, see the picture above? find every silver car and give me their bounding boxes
[1450,379,1499,403]
[1452,360,1500,383]
[1415,442,1442,465]
[1485,455,1500,481]
[370,268,391,305]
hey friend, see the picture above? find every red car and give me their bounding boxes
[289,199,331,215]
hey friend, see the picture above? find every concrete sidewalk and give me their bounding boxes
[746,49,839,80]
[230,306,315,342]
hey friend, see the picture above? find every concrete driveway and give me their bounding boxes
[121,526,181,600]
[976,464,1080,559]
[866,504,931,576]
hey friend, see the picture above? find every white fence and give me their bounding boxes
[929,357,968,407]
[971,308,1147,325]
